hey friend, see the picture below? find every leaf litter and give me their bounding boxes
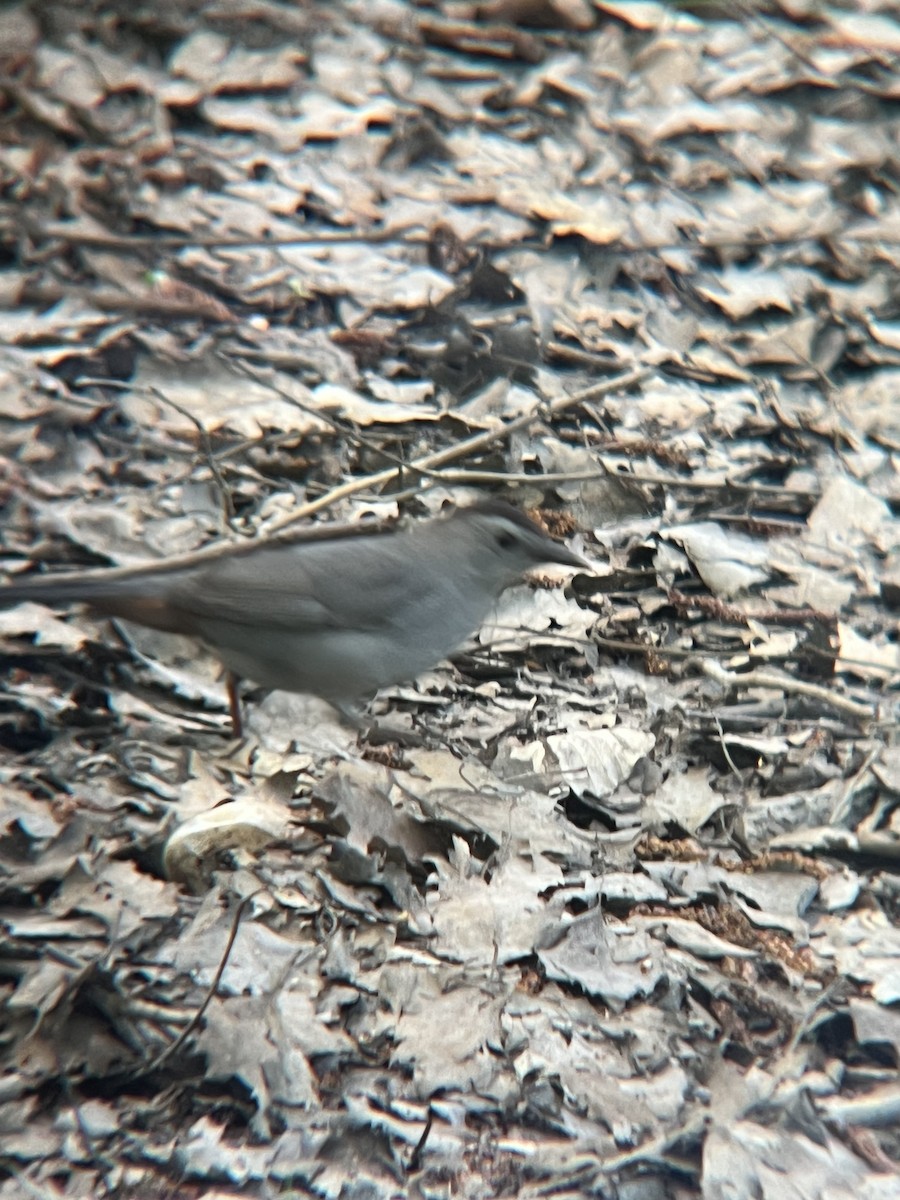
[0,1,899,1197]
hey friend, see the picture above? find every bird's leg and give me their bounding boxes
[226,671,244,738]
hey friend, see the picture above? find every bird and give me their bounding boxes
[0,500,590,735]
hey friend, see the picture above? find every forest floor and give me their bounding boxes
[1,2,899,1197]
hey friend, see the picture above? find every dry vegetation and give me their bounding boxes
[0,1,899,1197]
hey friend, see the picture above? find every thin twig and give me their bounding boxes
[140,894,254,1074]
[713,715,743,780]
[262,366,650,533]
[407,1107,435,1173]
[392,466,820,498]
[147,386,237,525]
[702,660,875,722]
[228,356,425,475]
[16,216,900,255]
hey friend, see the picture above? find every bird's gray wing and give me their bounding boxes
[163,535,403,633]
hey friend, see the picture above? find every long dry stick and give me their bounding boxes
[262,365,650,534]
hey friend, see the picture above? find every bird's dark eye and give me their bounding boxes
[495,531,517,550]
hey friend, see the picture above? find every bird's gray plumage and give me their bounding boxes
[1,502,589,704]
